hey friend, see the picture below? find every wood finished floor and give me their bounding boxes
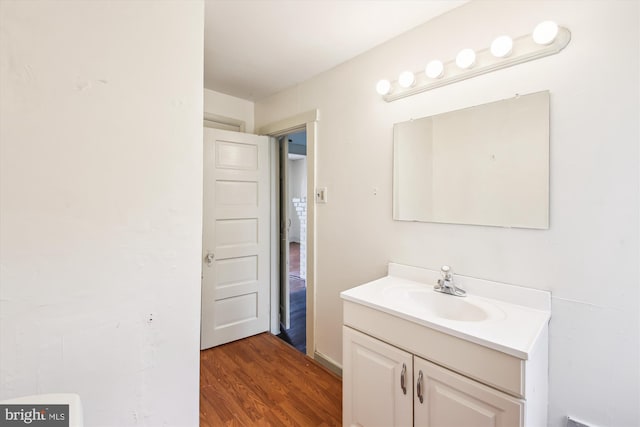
[200,332,342,426]
[289,242,305,292]
[277,242,306,353]
[277,287,306,353]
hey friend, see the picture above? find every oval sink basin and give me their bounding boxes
[382,285,504,322]
[410,290,489,321]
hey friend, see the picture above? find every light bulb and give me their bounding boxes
[491,35,513,58]
[533,20,559,45]
[455,48,476,69]
[425,60,444,79]
[376,79,391,95]
[398,71,415,88]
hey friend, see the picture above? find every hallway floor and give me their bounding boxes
[277,242,306,353]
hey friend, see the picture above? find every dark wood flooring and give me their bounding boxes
[289,242,301,274]
[277,242,306,353]
[277,286,306,353]
[200,332,342,426]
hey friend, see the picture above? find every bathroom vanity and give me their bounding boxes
[341,263,550,427]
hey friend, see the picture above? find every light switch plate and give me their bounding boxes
[316,187,327,203]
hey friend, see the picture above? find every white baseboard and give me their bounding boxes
[314,350,342,377]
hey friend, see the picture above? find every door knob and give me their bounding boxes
[205,252,215,266]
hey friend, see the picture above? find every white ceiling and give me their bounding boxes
[204,0,468,101]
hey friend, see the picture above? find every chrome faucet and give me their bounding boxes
[434,265,466,297]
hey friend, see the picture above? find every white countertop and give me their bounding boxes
[340,263,551,359]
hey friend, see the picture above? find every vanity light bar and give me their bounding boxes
[378,21,571,102]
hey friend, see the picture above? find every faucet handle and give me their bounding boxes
[440,265,452,280]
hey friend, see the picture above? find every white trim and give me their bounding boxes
[269,136,280,335]
[258,109,319,136]
[306,121,317,358]
[261,109,318,358]
[314,350,342,376]
[203,112,246,132]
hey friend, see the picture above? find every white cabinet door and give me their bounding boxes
[343,327,413,427]
[414,356,524,427]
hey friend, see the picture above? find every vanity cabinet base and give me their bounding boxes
[344,326,525,427]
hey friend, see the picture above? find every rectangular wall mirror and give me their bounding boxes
[393,91,549,229]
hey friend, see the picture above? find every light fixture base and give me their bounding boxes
[382,27,570,102]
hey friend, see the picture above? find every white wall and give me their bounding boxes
[204,88,255,133]
[0,1,203,426]
[255,1,639,426]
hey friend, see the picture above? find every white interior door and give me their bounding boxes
[201,128,270,349]
[279,137,291,330]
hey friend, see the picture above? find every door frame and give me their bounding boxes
[259,109,318,358]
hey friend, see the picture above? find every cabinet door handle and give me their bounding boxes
[416,370,424,404]
[400,363,407,395]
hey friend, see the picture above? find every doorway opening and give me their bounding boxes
[276,130,307,353]
[262,109,317,358]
